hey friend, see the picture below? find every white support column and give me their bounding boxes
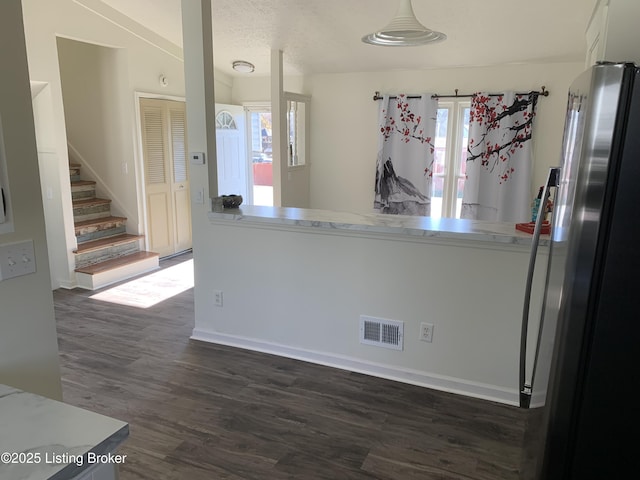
[181,0,218,200]
[271,49,286,207]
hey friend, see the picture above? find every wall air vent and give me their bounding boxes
[359,316,404,351]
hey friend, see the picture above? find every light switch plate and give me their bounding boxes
[194,188,205,204]
[0,239,36,281]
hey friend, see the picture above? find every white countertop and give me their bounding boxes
[0,385,128,480]
[209,205,548,246]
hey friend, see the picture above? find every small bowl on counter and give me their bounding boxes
[221,194,243,209]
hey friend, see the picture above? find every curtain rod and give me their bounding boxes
[372,86,549,101]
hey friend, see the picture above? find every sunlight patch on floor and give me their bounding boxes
[90,259,194,308]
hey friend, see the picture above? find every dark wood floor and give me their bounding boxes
[53,252,528,480]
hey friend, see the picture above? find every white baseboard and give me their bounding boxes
[57,279,78,290]
[191,329,519,406]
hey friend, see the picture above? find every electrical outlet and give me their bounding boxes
[214,290,223,307]
[419,322,434,343]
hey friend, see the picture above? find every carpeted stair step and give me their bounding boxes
[75,216,127,243]
[72,197,112,222]
[74,233,143,269]
[71,180,97,200]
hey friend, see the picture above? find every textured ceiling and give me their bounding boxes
[102,0,598,77]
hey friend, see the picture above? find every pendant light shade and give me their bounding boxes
[362,0,446,47]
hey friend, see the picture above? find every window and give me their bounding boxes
[284,93,310,167]
[431,101,471,218]
[287,100,302,166]
[215,111,237,130]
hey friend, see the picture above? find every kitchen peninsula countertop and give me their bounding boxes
[0,384,128,480]
[209,205,549,247]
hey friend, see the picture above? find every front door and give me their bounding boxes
[215,104,248,201]
[140,98,191,258]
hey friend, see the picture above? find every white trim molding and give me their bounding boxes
[191,329,520,406]
[72,0,183,61]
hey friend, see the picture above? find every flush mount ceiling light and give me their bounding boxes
[362,0,446,47]
[232,60,255,73]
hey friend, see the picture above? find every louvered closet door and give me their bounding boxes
[140,98,191,257]
[168,103,192,253]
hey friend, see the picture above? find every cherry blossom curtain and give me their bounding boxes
[374,94,438,216]
[461,92,539,222]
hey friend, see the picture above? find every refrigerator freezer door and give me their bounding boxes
[520,63,628,479]
[538,63,630,479]
[566,67,640,478]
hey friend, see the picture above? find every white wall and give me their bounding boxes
[193,222,546,404]
[57,38,139,223]
[232,75,306,104]
[0,0,62,400]
[308,63,586,213]
[32,83,75,290]
[231,63,586,214]
[21,0,231,288]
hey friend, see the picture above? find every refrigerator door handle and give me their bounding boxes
[519,167,561,408]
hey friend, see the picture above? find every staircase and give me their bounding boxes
[70,163,159,290]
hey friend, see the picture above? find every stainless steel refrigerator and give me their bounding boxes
[519,62,640,479]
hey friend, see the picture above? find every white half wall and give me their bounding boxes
[193,221,546,405]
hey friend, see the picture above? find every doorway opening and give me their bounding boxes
[245,105,273,206]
